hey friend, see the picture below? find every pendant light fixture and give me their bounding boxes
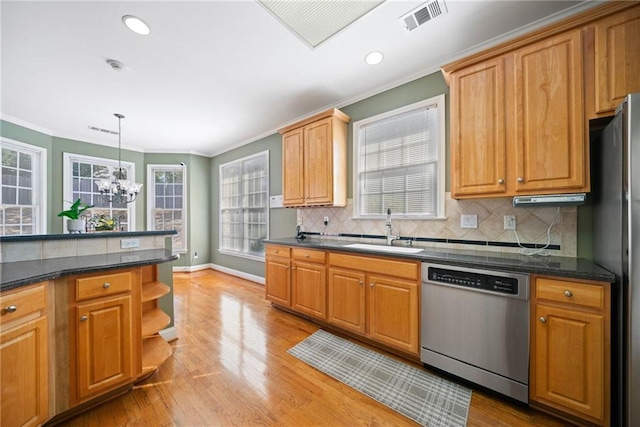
[96,113,143,204]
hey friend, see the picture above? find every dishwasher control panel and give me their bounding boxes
[427,266,519,295]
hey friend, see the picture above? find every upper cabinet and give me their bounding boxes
[445,2,640,199]
[279,108,350,207]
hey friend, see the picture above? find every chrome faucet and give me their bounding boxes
[385,208,398,246]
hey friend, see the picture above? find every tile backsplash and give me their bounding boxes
[297,193,577,257]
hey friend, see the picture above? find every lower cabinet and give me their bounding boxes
[530,275,610,426]
[327,268,366,334]
[291,248,327,320]
[0,282,49,427]
[265,245,291,306]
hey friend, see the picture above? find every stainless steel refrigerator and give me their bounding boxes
[593,92,640,427]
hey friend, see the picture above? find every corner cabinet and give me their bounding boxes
[530,275,610,426]
[279,108,350,207]
[447,28,587,198]
[0,282,49,427]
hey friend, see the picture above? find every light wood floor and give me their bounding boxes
[63,269,572,426]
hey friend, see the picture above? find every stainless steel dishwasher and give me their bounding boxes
[421,262,530,403]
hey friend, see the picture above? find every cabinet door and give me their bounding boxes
[532,304,605,423]
[0,317,48,427]
[76,294,133,401]
[282,128,304,206]
[327,268,366,335]
[594,6,640,115]
[265,257,291,306]
[451,57,508,197]
[304,117,333,205]
[291,261,327,320]
[514,29,586,193]
[368,275,419,355]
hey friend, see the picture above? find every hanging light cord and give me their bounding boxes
[512,206,561,257]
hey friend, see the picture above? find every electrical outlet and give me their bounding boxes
[297,217,303,226]
[120,238,139,249]
[193,251,199,259]
[504,215,516,230]
[460,214,478,229]
[323,216,329,226]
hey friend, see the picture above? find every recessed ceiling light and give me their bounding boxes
[365,51,384,65]
[122,15,150,35]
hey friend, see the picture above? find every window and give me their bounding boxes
[63,153,136,231]
[0,138,46,235]
[353,95,445,219]
[147,165,186,252]
[219,151,268,259]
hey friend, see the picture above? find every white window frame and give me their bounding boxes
[219,150,269,261]
[0,137,47,234]
[352,94,446,220]
[63,152,137,232]
[147,164,187,253]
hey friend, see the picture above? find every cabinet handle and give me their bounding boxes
[292,267,296,270]
[305,255,310,258]
[3,305,17,314]
[103,282,111,289]
[274,250,279,253]
[359,281,363,285]
[517,177,524,183]
[539,316,547,324]
[564,290,573,298]
[498,178,504,184]
[80,315,88,322]
[370,282,375,288]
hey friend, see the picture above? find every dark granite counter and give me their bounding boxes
[264,237,615,283]
[0,230,176,243]
[0,249,178,291]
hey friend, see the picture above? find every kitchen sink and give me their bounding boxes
[342,243,423,254]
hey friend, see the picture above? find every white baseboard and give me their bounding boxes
[159,326,178,342]
[172,262,264,285]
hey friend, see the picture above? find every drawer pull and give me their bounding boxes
[4,305,17,314]
[564,290,573,298]
[80,315,88,322]
[274,250,279,253]
[103,282,111,289]
[539,316,547,324]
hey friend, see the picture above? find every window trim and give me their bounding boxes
[62,152,137,232]
[146,163,187,253]
[352,94,446,220]
[0,137,47,234]
[218,150,269,262]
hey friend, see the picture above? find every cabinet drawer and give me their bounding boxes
[0,282,47,326]
[535,277,604,310]
[329,253,419,281]
[76,272,132,301]
[266,245,291,258]
[292,248,326,263]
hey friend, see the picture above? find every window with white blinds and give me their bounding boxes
[353,95,445,219]
[147,165,186,253]
[219,151,269,260]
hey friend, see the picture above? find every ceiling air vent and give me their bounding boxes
[88,125,118,135]
[400,0,448,32]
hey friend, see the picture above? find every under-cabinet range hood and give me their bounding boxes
[512,193,586,207]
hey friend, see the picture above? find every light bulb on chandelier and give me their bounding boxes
[96,113,143,204]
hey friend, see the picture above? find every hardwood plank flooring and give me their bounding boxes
[62,270,572,426]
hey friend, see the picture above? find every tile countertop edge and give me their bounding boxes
[264,237,616,284]
[0,249,179,292]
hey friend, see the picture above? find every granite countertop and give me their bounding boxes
[0,249,179,291]
[265,237,615,283]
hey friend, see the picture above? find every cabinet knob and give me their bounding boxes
[564,290,573,298]
[517,177,524,183]
[498,178,504,184]
[291,267,296,270]
[274,250,279,253]
[370,282,375,288]
[80,315,88,322]
[539,316,547,324]
[305,255,310,258]
[3,305,17,314]
[103,282,111,289]
[359,281,364,285]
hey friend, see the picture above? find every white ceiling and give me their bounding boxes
[1,0,599,157]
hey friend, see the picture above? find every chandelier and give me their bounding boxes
[96,113,143,204]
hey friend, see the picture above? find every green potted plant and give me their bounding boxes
[58,198,93,233]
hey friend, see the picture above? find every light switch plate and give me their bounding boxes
[504,215,516,230]
[121,238,140,249]
[461,214,478,229]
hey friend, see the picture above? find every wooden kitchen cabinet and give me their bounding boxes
[447,28,587,198]
[530,275,610,426]
[265,244,292,306]
[328,267,366,335]
[291,248,327,320]
[0,282,49,427]
[71,269,138,403]
[589,4,640,118]
[279,108,349,207]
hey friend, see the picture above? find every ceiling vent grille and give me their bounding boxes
[400,0,448,32]
[88,125,118,135]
